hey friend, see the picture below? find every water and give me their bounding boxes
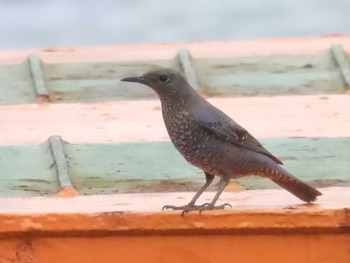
[0,0,349,50]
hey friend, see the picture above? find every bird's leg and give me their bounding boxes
[186,173,215,206]
[198,176,232,212]
[162,172,214,213]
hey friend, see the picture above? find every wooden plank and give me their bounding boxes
[0,53,346,104]
[40,54,349,101]
[49,136,74,189]
[1,95,349,145]
[1,230,349,263]
[44,60,173,102]
[0,61,36,105]
[28,54,50,102]
[1,35,350,64]
[0,187,348,213]
[0,187,349,263]
[64,138,350,195]
[196,54,344,96]
[331,44,350,88]
[0,142,60,197]
[0,138,348,197]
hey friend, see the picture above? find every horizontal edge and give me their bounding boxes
[0,208,348,238]
[0,187,349,237]
[1,35,350,64]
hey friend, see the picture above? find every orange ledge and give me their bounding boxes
[0,188,349,262]
[0,209,349,236]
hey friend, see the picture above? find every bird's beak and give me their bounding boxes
[120,76,147,84]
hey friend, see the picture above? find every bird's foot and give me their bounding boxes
[198,202,232,215]
[163,202,232,216]
[162,204,202,215]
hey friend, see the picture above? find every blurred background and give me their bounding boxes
[0,0,349,50]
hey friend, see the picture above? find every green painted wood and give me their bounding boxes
[0,52,348,105]
[43,60,174,102]
[0,138,348,197]
[331,45,350,88]
[176,48,200,90]
[240,137,350,189]
[64,142,202,195]
[0,142,60,197]
[195,54,345,96]
[64,138,350,195]
[28,54,50,98]
[49,135,74,188]
[0,61,37,105]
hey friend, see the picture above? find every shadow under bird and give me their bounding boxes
[121,68,322,213]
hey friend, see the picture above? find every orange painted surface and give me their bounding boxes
[1,234,349,263]
[57,186,79,198]
[0,189,349,262]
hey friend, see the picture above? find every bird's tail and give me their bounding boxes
[257,167,322,202]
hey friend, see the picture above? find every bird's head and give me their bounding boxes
[121,68,196,101]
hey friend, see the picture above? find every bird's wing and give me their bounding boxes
[192,107,283,164]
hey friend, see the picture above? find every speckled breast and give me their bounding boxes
[162,108,269,177]
[162,110,226,175]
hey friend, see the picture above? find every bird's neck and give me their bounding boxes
[159,87,202,113]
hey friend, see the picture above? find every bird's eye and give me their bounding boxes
[158,74,169,83]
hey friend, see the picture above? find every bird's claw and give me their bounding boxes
[162,205,180,211]
[162,202,232,216]
[162,204,199,215]
[198,202,232,214]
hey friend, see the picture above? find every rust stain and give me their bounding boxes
[57,186,79,198]
[16,240,36,263]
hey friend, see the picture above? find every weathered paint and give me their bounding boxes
[1,95,349,146]
[1,35,350,64]
[0,187,348,213]
[43,59,173,102]
[0,142,59,197]
[0,138,348,197]
[0,61,36,105]
[0,188,349,262]
[331,44,350,87]
[0,52,348,104]
[1,234,349,263]
[195,54,345,96]
[0,37,350,262]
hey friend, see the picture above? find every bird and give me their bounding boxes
[121,68,322,213]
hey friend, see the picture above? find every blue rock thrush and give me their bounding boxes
[121,68,322,213]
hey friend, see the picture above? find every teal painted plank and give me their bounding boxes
[0,61,37,105]
[196,54,344,96]
[64,138,350,195]
[45,54,345,102]
[0,138,348,197]
[239,137,350,189]
[65,142,202,194]
[0,53,348,105]
[0,142,60,197]
[44,60,174,102]
[331,45,350,88]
